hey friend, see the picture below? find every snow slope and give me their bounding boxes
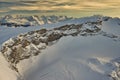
[0,15,120,80]
[0,53,19,80]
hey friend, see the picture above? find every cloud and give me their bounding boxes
[10,6,40,10]
[2,0,120,10]
[0,0,120,17]
[0,10,9,13]
[54,2,76,6]
[82,2,108,7]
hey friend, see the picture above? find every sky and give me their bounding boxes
[0,0,120,17]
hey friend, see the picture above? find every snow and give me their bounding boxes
[63,29,78,34]
[0,53,18,80]
[0,15,120,80]
[101,18,120,35]
[17,35,120,80]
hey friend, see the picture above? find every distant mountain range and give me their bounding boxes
[0,15,73,27]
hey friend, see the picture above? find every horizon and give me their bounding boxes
[0,0,120,18]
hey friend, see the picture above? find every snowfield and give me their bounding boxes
[0,15,120,80]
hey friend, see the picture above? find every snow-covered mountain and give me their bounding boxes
[0,15,120,80]
[0,15,73,27]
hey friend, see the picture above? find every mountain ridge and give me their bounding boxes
[0,15,73,27]
[0,15,120,80]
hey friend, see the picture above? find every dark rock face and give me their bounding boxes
[47,32,62,42]
[0,23,31,27]
[54,24,82,31]
[35,29,47,34]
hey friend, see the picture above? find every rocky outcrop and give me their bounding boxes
[0,20,120,80]
[0,21,102,65]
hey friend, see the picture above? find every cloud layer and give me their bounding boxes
[0,0,120,17]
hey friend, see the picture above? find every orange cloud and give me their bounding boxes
[0,10,9,13]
